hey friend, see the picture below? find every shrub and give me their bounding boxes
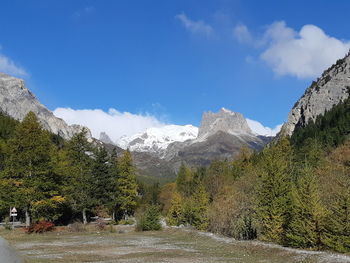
[137,205,162,231]
[3,217,12,230]
[26,221,55,234]
[118,218,135,225]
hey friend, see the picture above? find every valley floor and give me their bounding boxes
[1,226,350,263]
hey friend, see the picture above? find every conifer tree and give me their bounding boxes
[176,163,193,197]
[107,148,119,219]
[286,167,327,249]
[256,138,293,243]
[3,112,56,226]
[91,146,113,206]
[323,145,350,252]
[188,183,209,230]
[115,150,138,219]
[324,191,350,252]
[166,191,184,226]
[62,129,93,224]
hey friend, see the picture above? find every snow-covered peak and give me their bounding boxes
[116,124,198,157]
[246,119,282,136]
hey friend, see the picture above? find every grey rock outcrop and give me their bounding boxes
[198,108,253,139]
[164,108,271,169]
[281,52,350,137]
[99,132,114,145]
[0,72,91,139]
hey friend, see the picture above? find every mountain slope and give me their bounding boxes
[0,73,90,139]
[280,52,350,137]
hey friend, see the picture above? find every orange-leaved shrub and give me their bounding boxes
[26,221,55,234]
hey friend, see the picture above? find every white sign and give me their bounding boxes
[10,207,17,217]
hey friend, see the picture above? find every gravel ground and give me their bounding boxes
[1,226,350,263]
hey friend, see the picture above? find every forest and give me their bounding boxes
[162,94,350,252]
[0,112,139,226]
[0,94,349,253]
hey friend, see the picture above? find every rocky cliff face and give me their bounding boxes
[99,132,114,145]
[198,108,253,139]
[0,73,91,139]
[164,108,271,167]
[281,52,350,136]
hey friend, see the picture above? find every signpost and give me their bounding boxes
[10,207,17,229]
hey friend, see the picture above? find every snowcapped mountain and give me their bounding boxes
[246,119,282,137]
[116,108,276,161]
[116,124,198,157]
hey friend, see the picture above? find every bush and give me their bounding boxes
[26,221,55,234]
[136,206,162,231]
[3,217,12,230]
[118,218,135,225]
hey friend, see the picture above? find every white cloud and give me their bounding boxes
[235,21,350,79]
[261,21,350,78]
[53,108,165,142]
[175,13,213,37]
[0,52,27,76]
[246,118,282,136]
[233,24,253,44]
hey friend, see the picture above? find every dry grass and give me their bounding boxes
[0,226,349,263]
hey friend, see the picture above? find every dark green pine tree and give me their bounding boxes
[91,146,113,206]
[115,150,138,219]
[0,112,18,141]
[107,148,119,219]
[286,166,327,249]
[63,128,94,224]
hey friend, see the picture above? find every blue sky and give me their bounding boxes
[1,0,350,140]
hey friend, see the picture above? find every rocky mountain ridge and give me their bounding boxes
[0,73,91,139]
[164,109,271,167]
[0,72,271,181]
[117,107,272,168]
[280,52,350,137]
[197,108,253,140]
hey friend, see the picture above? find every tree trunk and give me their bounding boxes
[25,208,31,227]
[112,211,115,221]
[82,208,87,224]
[123,210,127,220]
